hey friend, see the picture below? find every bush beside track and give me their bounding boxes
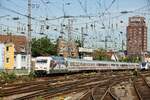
[0,71,37,85]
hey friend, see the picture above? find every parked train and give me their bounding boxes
[34,56,141,75]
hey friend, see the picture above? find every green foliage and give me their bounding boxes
[0,72,16,84]
[75,39,82,47]
[96,55,110,61]
[119,56,141,63]
[32,36,57,57]
[29,71,37,78]
[93,49,111,61]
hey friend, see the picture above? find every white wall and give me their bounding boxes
[14,54,28,69]
[14,54,21,69]
[0,44,4,69]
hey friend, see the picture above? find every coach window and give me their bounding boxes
[111,64,115,66]
[102,64,106,66]
[97,63,102,66]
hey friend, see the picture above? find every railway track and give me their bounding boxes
[134,74,150,100]
[1,73,113,99]
[91,77,128,100]
[79,74,131,100]
[1,73,102,94]
[14,77,110,100]
[92,83,109,100]
[101,88,118,100]
[140,71,150,77]
[0,71,133,100]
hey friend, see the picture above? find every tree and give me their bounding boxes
[119,56,141,63]
[31,36,57,57]
[75,39,82,47]
[93,49,111,61]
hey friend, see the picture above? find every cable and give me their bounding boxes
[6,0,26,11]
[72,4,149,25]
[105,0,116,11]
[40,0,50,17]
[77,0,88,15]
[0,5,34,20]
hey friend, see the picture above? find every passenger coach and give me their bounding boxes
[66,58,139,71]
[34,56,140,75]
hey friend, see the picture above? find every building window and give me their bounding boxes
[6,46,9,51]
[14,56,16,61]
[21,55,26,62]
[21,66,26,69]
[6,58,9,63]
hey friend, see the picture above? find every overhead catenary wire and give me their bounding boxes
[40,0,50,17]
[0,5,64,29]
[0,5,36,20]
[72,4,149,25]
[6,0,27,11]
[77,0,88,16]
[1,0,148,29]
[1,3,149,35]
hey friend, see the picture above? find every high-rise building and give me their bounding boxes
[127,16,147,55]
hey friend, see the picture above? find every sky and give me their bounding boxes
[0,0,149,51]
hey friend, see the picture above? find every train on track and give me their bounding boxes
[140,62,150,70]
[34,56,148,75]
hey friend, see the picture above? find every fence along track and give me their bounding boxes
[134,75,150,100]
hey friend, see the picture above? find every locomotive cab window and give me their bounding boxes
[36,60,47,63]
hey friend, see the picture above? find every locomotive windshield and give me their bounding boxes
[141,62,146,66]
[36,60,47,63]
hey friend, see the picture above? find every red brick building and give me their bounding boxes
[127,16,147,55]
